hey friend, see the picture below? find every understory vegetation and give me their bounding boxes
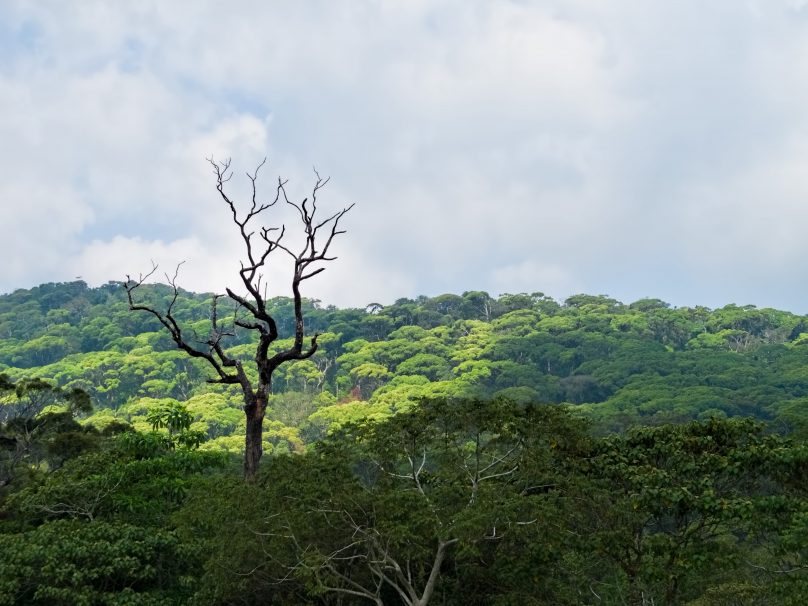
[2,281,808,604]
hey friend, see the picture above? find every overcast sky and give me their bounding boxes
[3,1,808,311]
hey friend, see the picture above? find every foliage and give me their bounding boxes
[0,421,228,604]
[3,283,808,602]
[4,282,808,441]
[177,399,588,605]
[0,375,97,491]
[0,520,198,605]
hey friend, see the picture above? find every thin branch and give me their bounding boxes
[124,263,242,386]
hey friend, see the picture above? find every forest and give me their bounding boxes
[2,280,808,604]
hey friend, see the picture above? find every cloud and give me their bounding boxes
[3,1,808,312]
[68,236,210,289]
[0,183,93,288]
[490,261,583,300]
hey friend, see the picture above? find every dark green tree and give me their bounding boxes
[0,376,94,489]
[179,399,588,605]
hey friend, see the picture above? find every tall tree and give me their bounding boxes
[125,158,352,480]
[0,376,93,488]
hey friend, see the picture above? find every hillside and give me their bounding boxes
[2,281,808,450]
[3,281,808,604]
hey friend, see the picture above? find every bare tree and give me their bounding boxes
[125,158,353,480]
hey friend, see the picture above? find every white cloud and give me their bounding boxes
[787,0,808,12]
[675,136,808,272]
[0,183,93,287]
[69,236,210,288]
[3,1,808,311]
[490,261,583,301]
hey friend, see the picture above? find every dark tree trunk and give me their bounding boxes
[244,398,267,480]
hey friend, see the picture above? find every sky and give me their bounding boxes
[3,1,808,312]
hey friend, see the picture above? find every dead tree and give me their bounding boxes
[125,158,353,480]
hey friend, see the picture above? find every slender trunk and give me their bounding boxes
[244,393,268,481]
[627,578,644,606]
[664,575,679,606]
[416,539,454,606]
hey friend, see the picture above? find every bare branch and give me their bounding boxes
[127,157,352,479]
[124,263,242,386]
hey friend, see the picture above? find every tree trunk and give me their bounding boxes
[415,539,455,606]
[244,394,267,481]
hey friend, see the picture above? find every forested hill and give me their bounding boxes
[2,280,808,448]
[6,281,808,604]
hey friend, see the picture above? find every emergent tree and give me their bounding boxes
[125,158,353,480]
